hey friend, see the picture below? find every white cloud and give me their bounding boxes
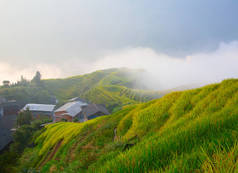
[1,41,238,90]
[91,41,238,89]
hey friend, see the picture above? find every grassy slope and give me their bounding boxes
[18,79,238,172]
[43,68,162,112]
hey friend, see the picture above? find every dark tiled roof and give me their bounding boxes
[82,104,109,117]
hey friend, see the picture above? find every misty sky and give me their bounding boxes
[0,0,238,89]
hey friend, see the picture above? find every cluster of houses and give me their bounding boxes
[0,97,109,151]
[21,97,109,122]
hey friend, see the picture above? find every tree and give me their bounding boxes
[73,117,79,122]
[3,80,10,87]
[20,75,29,86]
[31,71,42,87]
[17,109,32,127]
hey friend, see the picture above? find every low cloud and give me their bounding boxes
[92,41,238,90]
[1,41,238,90]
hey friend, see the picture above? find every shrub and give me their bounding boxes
[17,109,32,127]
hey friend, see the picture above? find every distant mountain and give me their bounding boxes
[14,78,238,172]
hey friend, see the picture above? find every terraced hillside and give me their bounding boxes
[43,68,163,112]
[0,68,163,112]
[16,79,238,172]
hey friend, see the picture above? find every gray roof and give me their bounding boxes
[22,104,56,112]
[55,101,88,117]
[82,104,110,117]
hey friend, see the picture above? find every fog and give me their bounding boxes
[90,41,238,90]
[1,41,238,90]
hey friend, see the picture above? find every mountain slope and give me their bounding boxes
[0,68,163,112]
[17,79,238,172]
[43,68,163,111]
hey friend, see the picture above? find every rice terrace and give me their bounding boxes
[1,1,238,172]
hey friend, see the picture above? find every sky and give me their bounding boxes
[0,0,238,89]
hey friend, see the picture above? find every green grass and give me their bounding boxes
[16,79,238,173]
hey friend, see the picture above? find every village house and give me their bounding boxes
[0,97,20,117]
[77,104,110,121]
[54,97,109,122]
[21,104,56,119]
[0,97,6,118]
[0,97,20,152]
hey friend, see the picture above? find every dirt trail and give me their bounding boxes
[39,139,63,168]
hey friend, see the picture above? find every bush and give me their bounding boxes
[0,119,49,173]
[73,117,79,122]
[17,109,32,127]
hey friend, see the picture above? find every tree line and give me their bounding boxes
[2,71,43,88]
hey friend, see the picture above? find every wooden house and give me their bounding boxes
[54,99,88,122]
[78,104,110,122]
[21,104,56,119]
[0,97,20,117]
[54,97,109,122]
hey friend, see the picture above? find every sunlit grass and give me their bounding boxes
[17,79,238,173]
